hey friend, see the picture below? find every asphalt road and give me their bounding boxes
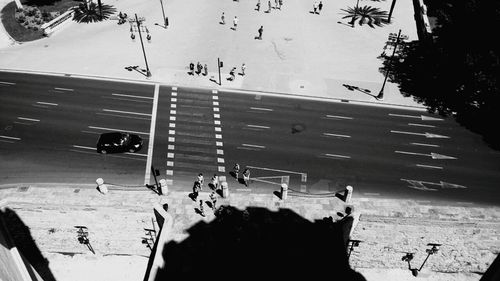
[1,72,500,206]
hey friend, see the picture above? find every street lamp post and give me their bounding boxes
[387,0,397,23]
[376,29,401,100]
[159,0,167,27]
[131,13,152,78]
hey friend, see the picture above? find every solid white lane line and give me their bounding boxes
[17,117,40,122]
[323,133,351,138]
[0,81,16,85]
[325,114,353,120]
[242,143,266,149]
[416,164,443,169]
[36,101,58,106]
[54,87,74,91]
[102,109,151,116]
[0,135,20,140]
[247,124,270,129]
[111,93,153,100]
[88,126,149,135]
[250,107,273,111]
[411,142,439,147]
[145,84,160,185]
[408,123,436,128]
[324,153,351,159]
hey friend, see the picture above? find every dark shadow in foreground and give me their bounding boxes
[153,206,366,280]
[0,208,56,281]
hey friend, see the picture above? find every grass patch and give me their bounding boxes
[1,0,79,42]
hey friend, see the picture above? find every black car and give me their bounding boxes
[96,132,143,154]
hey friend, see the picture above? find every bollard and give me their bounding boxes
[281,183,288,201]
[159,179,167,195]
[221,181,229,198]
[344,185,353,203]
[96,178,108,194]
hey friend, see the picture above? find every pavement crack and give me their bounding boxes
[271,40,286,60]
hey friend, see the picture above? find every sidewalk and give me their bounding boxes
[1,184,499,281]
[0,0,425,109]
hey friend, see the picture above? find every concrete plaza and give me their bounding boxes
[1,0,424,109]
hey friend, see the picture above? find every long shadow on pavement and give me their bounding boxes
[153,205,366,280]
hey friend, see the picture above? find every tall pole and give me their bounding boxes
[159,0,167,27]
[376,29,401,100]
[135,14,152,77]
[218,57,222,86]
[387,0,397,23]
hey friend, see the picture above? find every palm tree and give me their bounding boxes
[72,1,116,23]
[341,5,389,27]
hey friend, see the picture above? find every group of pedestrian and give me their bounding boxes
[117,11,128,25]
[257,0,283,12]
[227,63,246,81]
[233,163,251,187]
[191,173,219,217]
[188,61,208,76]
[313,1,323,14]
[220,12,239,31]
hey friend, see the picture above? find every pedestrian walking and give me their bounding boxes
[199,199,205,217]
[233,163,240,178]
[197,173,204,189]
[196,62,202,75]
[210,174,219,190]
[318,1,323,14]
[257,25,263,40]
[192,180,201,201]
[189,62,195,75]
[268,0,271,12]
[242,168,251,187]
[229,67,236,80]
[256,0,261,11]
[233,16,238,30]
[209,192,217,210]
[279,0,283,8]
[221,12,225,24]
[313,1,318,14]
[241,63,246,75]
[203,64,208,76]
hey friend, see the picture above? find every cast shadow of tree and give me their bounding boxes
[0,208,56,281]
[153,206,366,280]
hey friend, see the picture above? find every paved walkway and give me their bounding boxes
[1,184,499,281]
[0,0,425,109]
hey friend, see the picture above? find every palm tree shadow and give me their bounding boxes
[0,208,57,281]
[153,206,367,280]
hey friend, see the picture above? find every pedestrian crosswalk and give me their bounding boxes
[165,87,226,187]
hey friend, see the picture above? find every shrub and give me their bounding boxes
[17,15,26,22]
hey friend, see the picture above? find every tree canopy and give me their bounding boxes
[387,0,500,149]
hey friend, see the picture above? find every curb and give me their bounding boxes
[0,68,427,110]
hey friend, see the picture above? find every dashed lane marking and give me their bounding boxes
[17,117,40,122]
[96,112,150,121]
[172,87,177,91]
[408,123,436,128]
[54,87,74,91]
[0,135,20,141]
[217,149,224,155]
[0,81,16,85]
[323,153,351,159]
[241,143,266,149]
[102,109,151,116]
[216,141,223,147]
[323,133,350,138]
[170,110,176,115]
[410,142,440,147]
[250,107,273,111]
[416,164,443,169]
[88,126,149,135]
[111,93,153,100]
[324,114,353,120]
[246,124,270,129]
[36,101,58,106]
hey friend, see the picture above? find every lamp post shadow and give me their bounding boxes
[342,83,378,99]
